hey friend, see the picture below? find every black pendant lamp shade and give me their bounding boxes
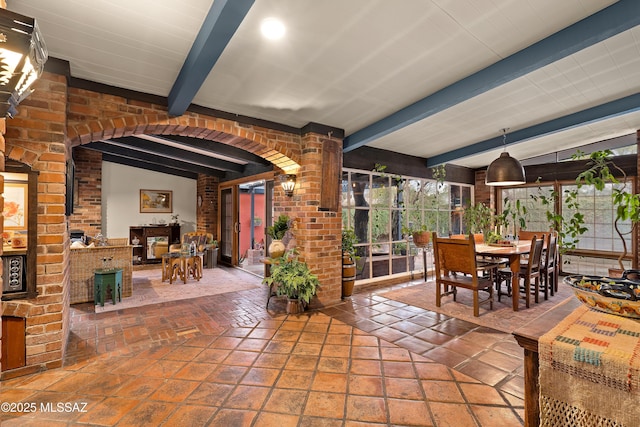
[485,151,526,186]
[485,129,526,186]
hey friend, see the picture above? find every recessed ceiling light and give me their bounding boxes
[261,17,285,40]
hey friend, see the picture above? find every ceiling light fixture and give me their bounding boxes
[260,17,285,40]
[485,128,526,186]
[279,174,296,197]
[0,9,48,118]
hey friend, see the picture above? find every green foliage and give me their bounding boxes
[497,197,528,234]
[463,202,493,235]
[402,165,446,235]
[531,183,586,257]
[341,228,359,260]
[266,214,290,240]
[262,250,320,304]
[574,149,640,270]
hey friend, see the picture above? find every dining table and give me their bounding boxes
[475,241,532,311]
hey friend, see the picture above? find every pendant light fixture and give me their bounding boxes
[485,129,525,186]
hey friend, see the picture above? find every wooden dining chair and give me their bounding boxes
[496,235,544,308]
[540,232,558,299]
[433,232,494,317]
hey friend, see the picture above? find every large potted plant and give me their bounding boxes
[262,249,320,314]
[266,214,290,258]
[574,149,640,274]
[341,228,359,298]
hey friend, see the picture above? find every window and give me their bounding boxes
[342,168,472,281]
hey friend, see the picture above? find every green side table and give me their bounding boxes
[94,268,123,306]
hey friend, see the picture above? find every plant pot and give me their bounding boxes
[286,298,303,314]
[412,231,431,248]
[342,253,356,299]
[268,239,286,258]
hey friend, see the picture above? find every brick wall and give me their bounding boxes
[197,174,219,236]
[69,148,103,237]
[1,71,70,377]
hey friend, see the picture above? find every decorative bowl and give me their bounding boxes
[563,275,640,319]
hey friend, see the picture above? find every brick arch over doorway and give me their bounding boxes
[66,113,301,173]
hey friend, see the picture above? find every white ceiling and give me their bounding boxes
[8,0,640,169]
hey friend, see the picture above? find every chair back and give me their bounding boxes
[518,229,550,243]
[433,233,478,277]
[449,233,484,243]
[545,232,557,268]
[524,236,544,276]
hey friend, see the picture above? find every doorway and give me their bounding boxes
[220,179,273,276]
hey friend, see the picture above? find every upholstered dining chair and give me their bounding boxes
[433,232,494,317]
[496,235,544,308]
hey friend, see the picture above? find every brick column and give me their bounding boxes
[0,0,7,376]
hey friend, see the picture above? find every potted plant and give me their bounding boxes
[262,249,320,314]
[266,214,290,258]
[574,149,640,274]
[341,228,359,298]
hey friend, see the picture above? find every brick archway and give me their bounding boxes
[67,113,301,173]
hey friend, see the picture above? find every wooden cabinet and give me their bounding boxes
[129,225,180,264]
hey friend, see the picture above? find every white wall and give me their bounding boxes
[101,161,197,239]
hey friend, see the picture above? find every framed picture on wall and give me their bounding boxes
[3,181,28,229]
[140,189,172,213]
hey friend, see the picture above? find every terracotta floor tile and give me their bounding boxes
[428,402,477,427]
[346,395,387,423]
[276,369,315,390]
[292,342,323,356]
[349,374,384,396]
[160,404,217,427]
[459,382,509,405]
[173,361,219,380]
[163,345,203,361]
[285,355,319,370]
[76,396,140,425]
[209,408,257,426]
[263,389,308,414]
[149,378,199,402]
[311,371,348,393]
[205,365,248,384]
[254,412,300,427]
[385,377,424,399]
[114,376,164,398]
[471,404,524,427]
[349,359,382,376]
[422,346,469,368]
[187,382,234,406]
[351,346,381,359]
[388,398,433,426]
[477,349,523,373]
[382,360,417,378]
[193,348,232,363]
[222,350,260,366]
[237,338,269,352]
[139,359,186,378]
[321,344,351,358]
[224,385,271,410]
[456,360,510,387]
[317,356,349,373]
[2,270,530,426]
[240,367,281,386]
[115,401,175,427]
[253,352,289,369]
[303,391,346,418]
[421,380,465,403]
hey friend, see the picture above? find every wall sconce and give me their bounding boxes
[279,174,296,197]
[0,9,48,118]
[485,129,525,186]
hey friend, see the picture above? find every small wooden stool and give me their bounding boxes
[94,268,123,306]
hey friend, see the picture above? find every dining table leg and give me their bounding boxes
[509,254,520,311]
